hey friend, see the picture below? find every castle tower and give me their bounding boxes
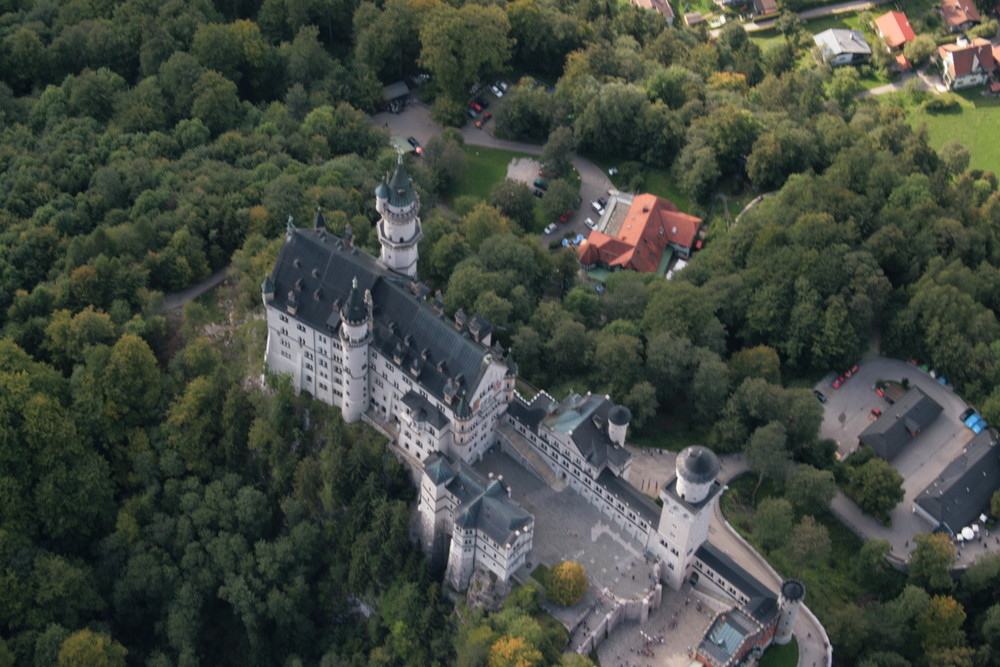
[375,156,422,278]
[655,445,722,590]
[418,455,457,569]
[339,277,371,423]
[607,405,631,447]
[774,579,806,645]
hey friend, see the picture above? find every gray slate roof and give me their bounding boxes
[267,228,501,405]
[402,391,450,430]
[385,158,416,208]
[597,468,660,525]
[696,542,777,624]
[915,430,1000,534]
[697,606,764,667]
[814,28,872,57]
[544,393,631,470]
[428,455,532,545]
[859,387,943,460]
[677,445,720,484]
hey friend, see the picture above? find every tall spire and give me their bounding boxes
[314,207,326,230]
[386,155,416,208]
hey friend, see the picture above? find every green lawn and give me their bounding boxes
[906,93,1000,175]
[759,636,799,667]
[448,145,539,204]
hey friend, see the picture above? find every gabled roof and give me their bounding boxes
[268,228,500,404]
[915,430,1000,534]
[752,0,778,15]
[813,28,872,57]
[435,455,532,545]
[632,0,675,20]
[875,11,916,48]
[858,387,943,460]
[543,392,631,471]
[696,542,778,624]
[941,0,981,27]
[577,194,701,273]
[939,38,995,78]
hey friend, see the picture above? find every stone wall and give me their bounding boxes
[574,583,663,655]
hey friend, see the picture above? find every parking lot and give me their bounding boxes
[816,357,987,560]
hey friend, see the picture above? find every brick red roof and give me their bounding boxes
[632,0,675,20]
[942,0,981,27]
[938,38,995,78]
[577,194,701,273]
[875,11,916,48]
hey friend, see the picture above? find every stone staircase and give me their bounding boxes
[497,422,567,492]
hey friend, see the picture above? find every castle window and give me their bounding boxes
[280,351,291,359]
[297,324,306,332]
[279,315,288,322]
[306,376,312,383]
[306,363,313,371]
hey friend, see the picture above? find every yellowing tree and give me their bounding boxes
[57,629,126,667]
[488,635,542,667]
[545,561,588,606]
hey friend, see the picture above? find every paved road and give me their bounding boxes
[727,0,892,33]
[856,66,949,98]
[372,102,612,243]
[162,265,231,311]
[626,447,831,666]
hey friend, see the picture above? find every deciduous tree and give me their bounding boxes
[545,561,588,606]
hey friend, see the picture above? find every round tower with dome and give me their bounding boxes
[651,445,724,590]
[339,276,372,423]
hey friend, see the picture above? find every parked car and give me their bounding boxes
[961,407,976,421]
[871,408,882,417]
[597,196,607,208]
[832,377,843,389]
[533,179,548,190]
[407,137,420,148]
[813,390,827,403]
[584,218,596,229]
[474,97,489,108]
[497,81,508,92]
[543,223,557,235]
[466,108,477,119]
[490,84,503,97]
[468,101,483,113]
[591,201,604,214]
[559,210,570,223]
[533,189,543,198]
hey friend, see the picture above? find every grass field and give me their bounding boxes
[759,636,799,667]
[448,145,538,204]
[906,92,1000,175]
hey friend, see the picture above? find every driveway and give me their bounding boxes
[371,102,612,243]
[814,357,995,564]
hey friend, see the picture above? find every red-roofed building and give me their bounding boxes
[875,11,916,49]
[938,37,995,89]
[941,0,981,32]
[578,194,702,274]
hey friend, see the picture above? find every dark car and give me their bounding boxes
[814,390,827,403]
[960,407,976,421]
[474,97,489,109]
[533,179,548,190]
[597,196,607,207]
[407,137,420,148]
[533,189,544,198]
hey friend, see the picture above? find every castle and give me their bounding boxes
[261,157,809,662]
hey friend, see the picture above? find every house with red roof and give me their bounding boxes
[941,0,981,32]
[938,36,996,90]
[577,194,702,274]
[875,11,916,49]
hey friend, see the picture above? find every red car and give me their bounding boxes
[871,408,882,417]
[832,377,844,389]
[559,210,570,223]
[468,101,483,113]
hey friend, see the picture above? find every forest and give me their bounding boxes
[2,0,1000,664]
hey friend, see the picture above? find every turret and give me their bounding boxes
[675,445,720,504]
[339,276,372,423]
[774,579,805,645]
[261,275,274,305]
[376,156,422,277]
[607,405,631,447]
